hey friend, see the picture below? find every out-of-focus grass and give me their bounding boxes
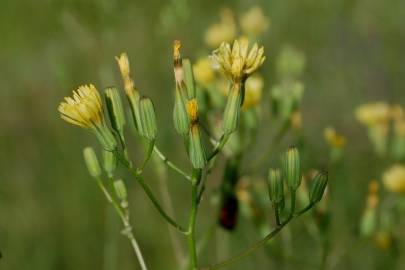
[0,0,404,269]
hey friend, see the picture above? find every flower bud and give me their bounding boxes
[309,171,328,204]
[113,179,128,201]
[223,82,243,134]
[105,87,126,139]
[186,99,199,124]
[126,89,142,132]
[173,88,190,135]
[183,59,196,99]
[83,147,101,178]
[139,97,157,141]
[282,147,301,190]
[267,168,284,205]
[103,150,116,178]
[189,125,207,169]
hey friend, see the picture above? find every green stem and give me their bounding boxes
[188,169,201,270]
[203,204,314,270]
[153,145,192,182]
[114,150,189,234]
[135,174,189,235]
[95,177,148,270]
[207,134,230,162]
[274,202,281,226]
[290,188,296,217]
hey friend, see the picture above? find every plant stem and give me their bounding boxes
[202,204,314,270]
[188,169,202,270]
[135,174,189,234]
[114,150,189,234]
[290,188,296,216]
[153,145,192,182]
[274,202,281,226]
[95,177,148,270]
[207,134,230,162]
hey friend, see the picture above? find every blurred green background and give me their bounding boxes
[1,0,404,269]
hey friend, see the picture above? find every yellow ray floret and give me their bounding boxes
[212,37,265,81]
[58,84,103,128]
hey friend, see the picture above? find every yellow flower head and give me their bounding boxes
[240,6,270,37]
[323,126,347,148]
[58,84,103,129]
[193,57,215,87]
[383,164,405,194]
[242,74,264,110]
[212,38,265,82]
[186,99,199,124]
[355,102,391,126]
[204,8,236,48]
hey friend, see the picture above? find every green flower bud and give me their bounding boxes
[183,58,196,99]
[189,125,207,169]
[282,147,301,190]
[173,87,189,135]
[126,89,142,132]
[103,150,116,178]
[309,171,328,204]
[105,87,126,139]
[83,147,101,178]
[360,207,376,237]
[139,97,157,141]
[223,82,243,134]
[113,179,127,201]
[94,125,117,151]
[268,168,284,205]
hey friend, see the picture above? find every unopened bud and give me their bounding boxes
[83,147,101,178]
[268,168,284,205]
[282,147,301,190]
[309,171,328,204]
[173,88,189,135]
[189,125,207,169]
[105,87,126,139]
[223,82,243,134]
[113,179,128,201]
[139,97,157,141]
[103,150,116,178]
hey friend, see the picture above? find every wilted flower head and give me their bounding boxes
[115,53,135,95]
[58,84,103,128]
[193,57,215,87]
[355,102,391,126]
[383,165,405,194]
[240,6,270,37]
[186,99,199,124]
[323,126,347,148]
[212,38,265,82]
[242,74,264,110]
[205,8,236,48]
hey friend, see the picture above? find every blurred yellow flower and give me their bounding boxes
[383,165,405,194]
[204,9,236,48]
[240,6,270,37]
[323,126,347,148]
[355,102,391,126]
[193,57,215,87]
[58,84,103,128]
[212,38,265,82]
[392,105,405,136]
[242,75,264,110]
